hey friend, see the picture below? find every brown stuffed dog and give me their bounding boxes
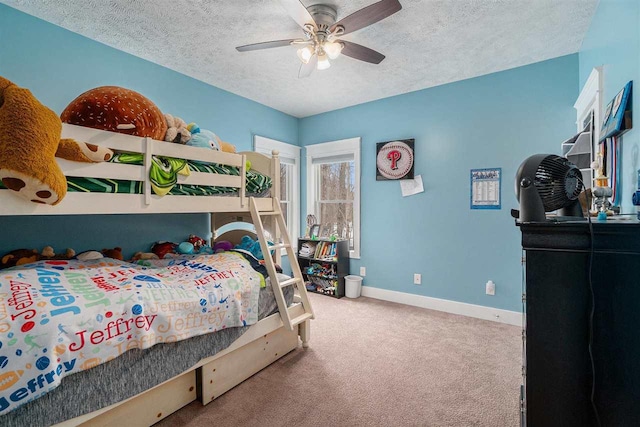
[0,76,114,205]
[0,249,40,269]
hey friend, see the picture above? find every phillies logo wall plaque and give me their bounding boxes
[376,139,415,180]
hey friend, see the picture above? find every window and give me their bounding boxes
[306,137,361,258]
[254,135,300,252]
[572,66,602,193]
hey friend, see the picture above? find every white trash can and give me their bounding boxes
[345,275,363,298]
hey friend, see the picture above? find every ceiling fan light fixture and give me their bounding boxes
[236,0,402,77]
[323,41,343,60]
[297,46,314,64]
[317,52,331,70]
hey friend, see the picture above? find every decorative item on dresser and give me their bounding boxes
[297,237,349,298]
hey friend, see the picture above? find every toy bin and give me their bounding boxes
[345,275,363,298]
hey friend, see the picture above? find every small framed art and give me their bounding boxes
[470,168,501,210]
[376,139,415,180]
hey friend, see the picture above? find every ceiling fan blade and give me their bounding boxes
[236,39,298,52]
[330,0,402,36]
[298,54,318,78]
[340,40,385,64]
[278,0,318,30]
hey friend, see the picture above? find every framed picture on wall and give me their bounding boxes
[600,81,633,141]
[376,139,415,180]
[470,168,501,210]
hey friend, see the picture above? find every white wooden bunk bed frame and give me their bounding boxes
[0,124,314,426]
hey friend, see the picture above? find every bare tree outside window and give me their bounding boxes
[315,160,355,250]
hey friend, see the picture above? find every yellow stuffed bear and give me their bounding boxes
[0,76,113,205]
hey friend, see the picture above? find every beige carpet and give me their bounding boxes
[157,293,522,426]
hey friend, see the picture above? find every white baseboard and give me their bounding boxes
[360,286,521,326]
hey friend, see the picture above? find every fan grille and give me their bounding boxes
[535,155,584,212]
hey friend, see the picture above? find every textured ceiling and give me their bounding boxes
[1,0,598,117]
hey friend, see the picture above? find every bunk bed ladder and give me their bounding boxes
[249,197,314,332]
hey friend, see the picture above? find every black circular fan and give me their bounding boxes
[515,154,584,222]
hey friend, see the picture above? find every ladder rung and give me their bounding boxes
[260,211,281,216]
[269,243,291,251]
[290,312,313,326]
[279,277,302,288]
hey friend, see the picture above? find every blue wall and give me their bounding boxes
[0,4,591,312]
[579,0,640,214]
[299,55,579,311]
[0,4,298,259]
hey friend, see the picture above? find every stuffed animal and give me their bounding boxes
[131,252,159,262]
[186,123,236,153]
[218,138,236,154]
[0,249,40,269]
[188,234,207,252]
[199,245,214,255]
[234,235,272,260]
[76,250,104,261]
[40,246,76,260]
[151,241,178,259]
[185,123,219,151]
[0,76,114,205]
[177,235,214,255]
[213,240,233,253]
[101,247,123,260]
[164,114,191,144]
[61,86,167,140]
[177,241,194,255]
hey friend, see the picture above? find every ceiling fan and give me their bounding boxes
[236,0,402,78]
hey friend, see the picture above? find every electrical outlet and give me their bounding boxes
[360,266,366,277]
[414,273,421,285]
[486,280,495,295]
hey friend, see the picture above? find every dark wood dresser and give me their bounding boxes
[519,219,640,426]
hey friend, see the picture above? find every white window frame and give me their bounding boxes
[574,67,602,143]
[573,66,603,191]
[254,135,300,255]
[306,137,361,259]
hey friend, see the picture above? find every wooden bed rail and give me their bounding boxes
[0,125,276,215]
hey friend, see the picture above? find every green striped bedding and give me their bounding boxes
[0,153,272,197]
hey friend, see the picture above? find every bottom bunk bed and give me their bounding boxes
[0,249,311,426]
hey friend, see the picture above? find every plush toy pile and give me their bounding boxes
[0,245,126,270]
[149,234,215,259]
[146,234,271,261]
[0,76,241,206]
[60,86,236,154]
[1,247,74,269]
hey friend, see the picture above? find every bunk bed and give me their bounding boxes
[0,124,314,426]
